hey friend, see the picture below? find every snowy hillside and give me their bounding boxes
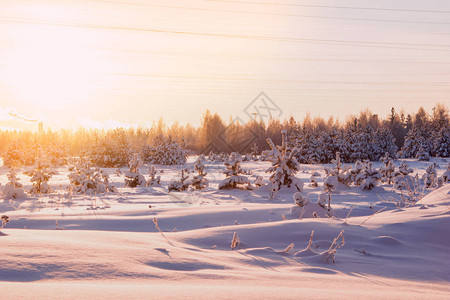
[0,157,449,299]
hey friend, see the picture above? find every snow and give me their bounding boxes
[0,157,449,299]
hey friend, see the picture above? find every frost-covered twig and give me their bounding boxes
[344,204,357,224]
[282,243,295,253]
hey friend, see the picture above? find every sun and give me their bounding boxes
[4,25,101,109]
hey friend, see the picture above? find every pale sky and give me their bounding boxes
[0,0,449,130]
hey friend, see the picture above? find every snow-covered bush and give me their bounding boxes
[146,165,161,186]
[24,156,55,194]
[142,135,187,165]
[357,162,381,191]
[309,172,320,187]
[124,155,146,188]
[218,153,251,190]
[254,176,264,188]
[168,169,190,192]
[349,160,365,186]
[2,170,26,200]
[68,159,112,194]
[324,152,351,186]
[293,192,308,207]
[393,162,415,190]
[379,153,396,185]
[422,163,438,188]
[264,130,303,197]
[190,156,208,190]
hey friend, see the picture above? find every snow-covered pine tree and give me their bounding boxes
[321,127,342,163]
[168,169,190,192]
[68,159,112,194]
[393,162,415,190]
[264,130,303,198]
[99,170,117,193]
[24,155,55,194]
[190,155,208,190]
[218,152,251,190]
[432,128,450,158]
[306,131,324,164]
[142,135,187,165]
[349,160,365,186]
[439,162,450,183]
[400,127,423,158]
[322,175,337,211]
[146,165,161,186]
[124,155,146,188]
[379,153,396,185]
[373,127,398,160]
[86,130,131,167]
[416,144,431,161]
[3,169,26,199]
[357,162,382,191]
[422,163,438,188]
[324,152,351,186]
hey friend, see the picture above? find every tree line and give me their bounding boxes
[0,103,448,166]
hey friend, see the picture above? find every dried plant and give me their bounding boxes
[231,232,240,250]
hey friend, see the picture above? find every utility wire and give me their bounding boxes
[111,73,450,86]
[204,0,450,14]
[88,0,450,25]
[1,16,450,52]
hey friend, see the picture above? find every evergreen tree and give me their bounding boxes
[218,153,251,190]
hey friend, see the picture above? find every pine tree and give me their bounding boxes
[422,163,437,188]
[264,130,303,197]
[349,160,365,186]
[124,155,146,188]
[147,165,161,186]
[324,152,351,186]
[142,135,187,165]
[168,169,190,192]
[68,159,111,194]
[379,153,396,185]
[24,156,55,194]
[433,128,450,157]
[218,153,251,190]
[3,169,26,199]
[393,162,414,190]
[190,156,208,190]
[357,162,382,191]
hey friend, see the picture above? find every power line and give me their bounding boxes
[90,47,450,63]
[204,0,450,14]
[87,0,450,25]
[111,73,450,86]
[1,16,450,52]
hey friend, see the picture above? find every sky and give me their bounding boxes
[0,0,449,130]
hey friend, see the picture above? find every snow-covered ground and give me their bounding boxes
[1,157,449,299]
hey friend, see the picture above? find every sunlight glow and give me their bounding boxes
[4,26,102,109]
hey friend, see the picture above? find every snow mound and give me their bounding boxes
[420,184,450,206]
